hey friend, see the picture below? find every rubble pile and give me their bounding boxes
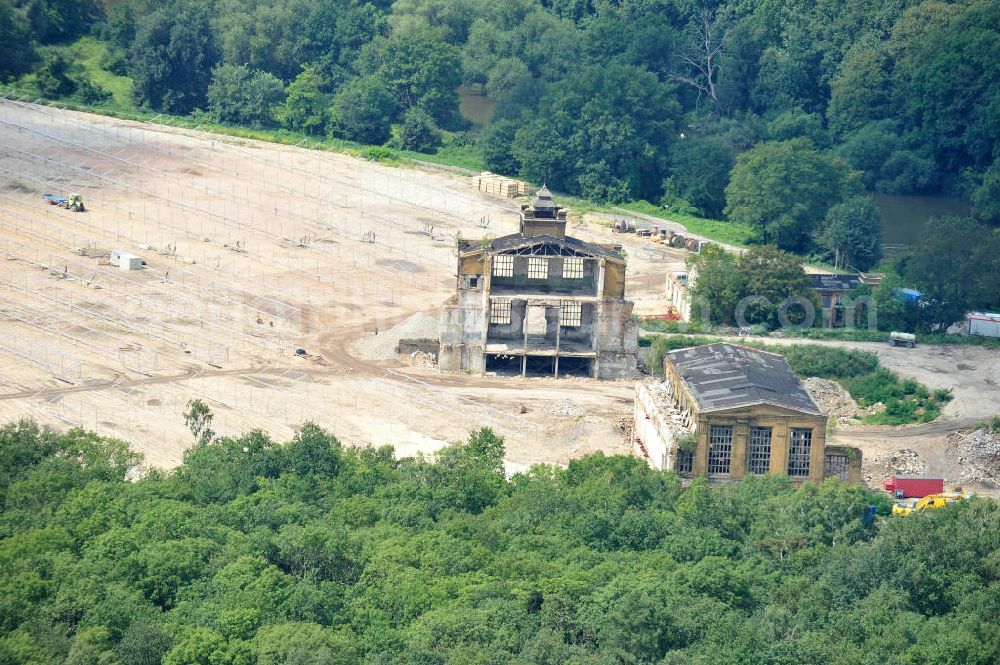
[544,399,585,418]
[803,377,858,424]
[864,449,927,484]
[862,402,886,416]
[354,313,440,360]
[950,428,1000,485]
[406,351,438,369]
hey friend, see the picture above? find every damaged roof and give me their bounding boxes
[808,273,861,292]
[667,343,823,415]
[460,233,625,262]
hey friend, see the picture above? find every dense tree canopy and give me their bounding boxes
[903,216,1000,330]
[2,419,999,664]
[128,1,220,114]
[725,138,862,252]
[0,0,35,81]
[206,64,286,128]
[819,196,883,271]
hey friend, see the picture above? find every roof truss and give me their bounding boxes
[495,242,595,258]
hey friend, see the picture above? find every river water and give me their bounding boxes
[457,86,496,129]
[872,192,971,250]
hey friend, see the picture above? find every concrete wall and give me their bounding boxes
[439,283,487,372]
[666,272,691,321]
[594,299,637,353]
[633,383,677,470]
[399,339,440,356]
[443,246,637,379]
[824,445,863,483]
[486,299,527,341]
[487,299,596,346]
[602,261,626,298]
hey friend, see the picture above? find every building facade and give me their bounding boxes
[634,343,861,483]
[808,274,863,328]
[439,187,638,379]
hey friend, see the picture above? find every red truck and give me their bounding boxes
[884,475,944,499]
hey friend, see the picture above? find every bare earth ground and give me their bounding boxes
[0,100,662,471]
[1,100,997,494]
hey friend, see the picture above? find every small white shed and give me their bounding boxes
[968,312,1000,338]
[110,249,145,271]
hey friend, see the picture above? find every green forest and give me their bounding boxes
[3,419,1000,664]
[2,0,999,261]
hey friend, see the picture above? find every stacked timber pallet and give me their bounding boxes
[474,172,530,198]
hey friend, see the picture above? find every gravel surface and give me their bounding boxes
[949,428,1000,485]
[354,313,441,361]
[803,377,858,423]
[864,448,927,485]
[543,399,585,417]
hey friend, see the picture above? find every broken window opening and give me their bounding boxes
[560,301,582,327]
[527,257,548,280]
[708,425,733,474]
[749,427,772,474]
[493,255,514,277]
[490,298,512,325]
[788,428,812,476]
[563,257,584,279]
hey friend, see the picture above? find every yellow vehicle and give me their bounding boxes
[892,491,967,516]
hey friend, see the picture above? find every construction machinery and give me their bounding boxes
[888,331,916,348]
[892,490,968,516]
[42,193,85,212]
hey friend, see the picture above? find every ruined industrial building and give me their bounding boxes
[634,343,861,483]
[439,186,638,379]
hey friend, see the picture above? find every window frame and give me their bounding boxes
[527,257,548,280]
[788,428,813,477]
[708,425,734,475]
[676,449,693,475]
[560,300,582,327]
[489,298,512,325]
[563,257,584,279]
[492,255,514,278]
[748,427,772,475]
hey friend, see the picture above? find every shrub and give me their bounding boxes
[397,107,440,153]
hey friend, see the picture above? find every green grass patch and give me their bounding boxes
[646,335,950,425]
[394,133,485,172]
[638,322,1000,349]
[68,37,132,107]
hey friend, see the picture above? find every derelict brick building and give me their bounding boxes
[634,343,861,483]
[439,187,638,379]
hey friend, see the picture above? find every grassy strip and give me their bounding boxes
[645,334,951,426]
[0,78,484,174]
[638,320,1000,348]
[618,200,755,247]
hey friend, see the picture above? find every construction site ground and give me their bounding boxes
[1,100,997,494]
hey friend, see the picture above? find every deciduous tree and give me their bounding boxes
[724,138,861,252]
[819,196,882,271]
[128,1,219,114]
